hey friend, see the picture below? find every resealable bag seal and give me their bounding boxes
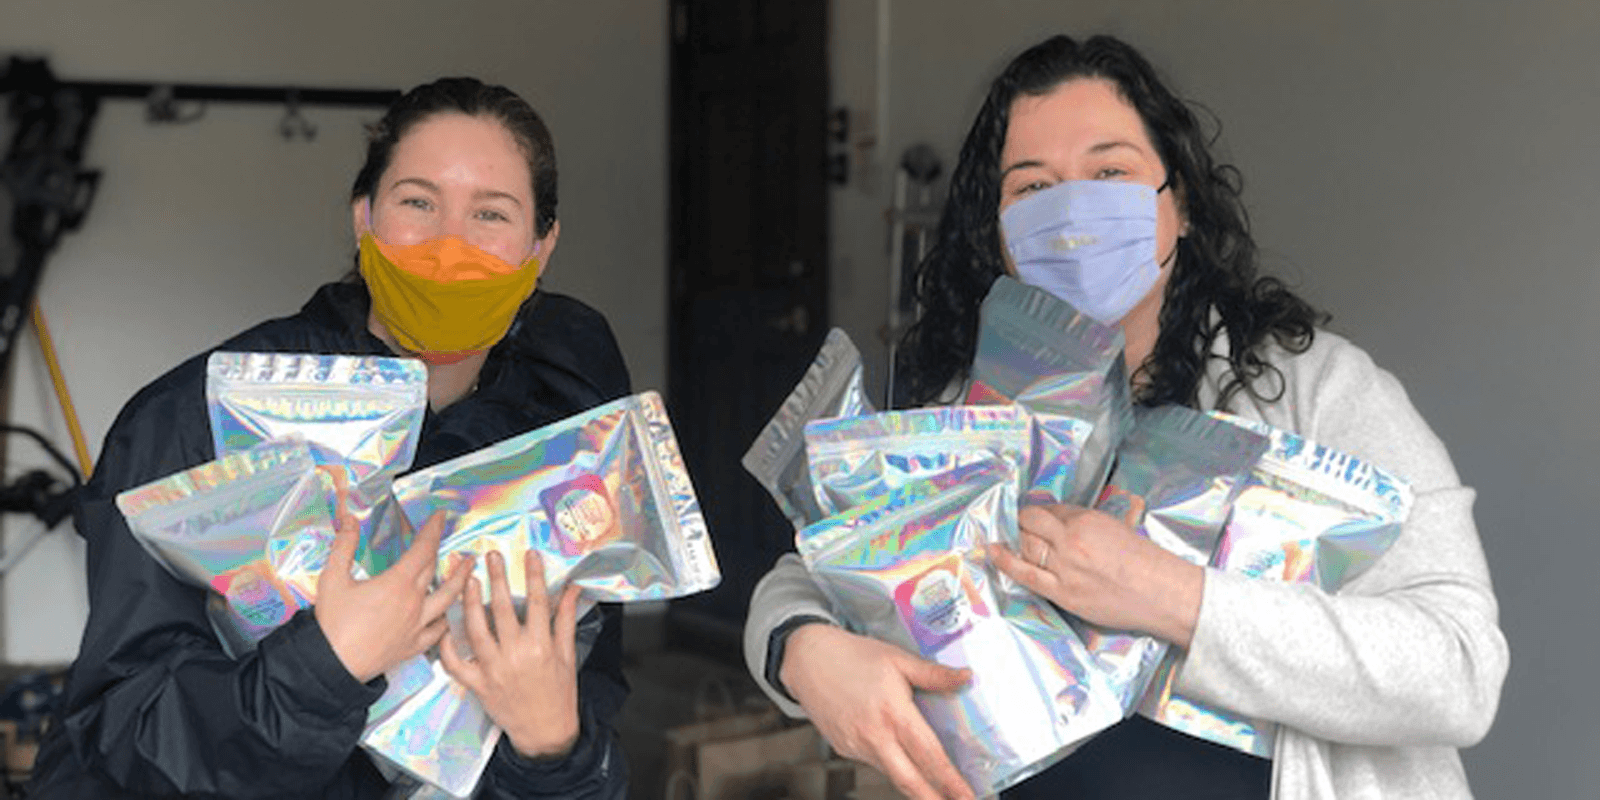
[965,276,1131,506]
[1137,411,1413,757]
[743,328,875,530]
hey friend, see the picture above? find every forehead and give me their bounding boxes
[1001,77,1156,163]
[384,112,533,198]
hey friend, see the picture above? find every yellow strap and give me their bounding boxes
[31,301,93,478]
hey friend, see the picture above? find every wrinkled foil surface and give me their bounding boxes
[801,462,1121,796]
[362,659,502,799]
[1140,412,1412,757]
[803,405,1029,519]
[378,391,719,795]
[207,352,426,577]
[1080,406,1267,713]
[117,439,338,654]
[743,328,875,530]
[965,277,1130,505]
[392,390,720,606]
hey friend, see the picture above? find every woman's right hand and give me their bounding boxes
[314,507,474,683]
[780,623,976,800]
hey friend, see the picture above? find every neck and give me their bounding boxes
[367,313,487,411]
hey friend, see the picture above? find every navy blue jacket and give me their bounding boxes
[28,282,632,799]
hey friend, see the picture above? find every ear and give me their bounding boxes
[532,219,561,276]
[351,197,370,242]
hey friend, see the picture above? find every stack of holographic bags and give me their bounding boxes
[116,353,720,798]
[743,279,1414,795]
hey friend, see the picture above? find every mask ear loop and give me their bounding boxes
[1155,172,1184,266]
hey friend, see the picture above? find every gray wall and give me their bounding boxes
[0,0,667,661]
[826,0,1598,796]
[0,0,1589,795]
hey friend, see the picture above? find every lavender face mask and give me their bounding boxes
[1001,179,1162,326]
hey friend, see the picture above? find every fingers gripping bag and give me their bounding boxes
[1074,405,1268,714]
[207,352,439,777]
[743,328,876,530]
[378,390,718,796]
[964,276,1131,506]
[391,390,720,610]
[207,352,427,578]
[1138,411,1414,757]
[802,404,1029,519]
[115,439,339,657]
[800,461,1121,795]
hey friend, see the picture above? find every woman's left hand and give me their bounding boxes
[989,504,1203,648]
[439,549,582,760]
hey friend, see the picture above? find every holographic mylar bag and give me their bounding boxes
[378,390,718,796]
[803,404,1029,520]
[1138,411,1412,757]
[207,352,427,577]
[965,276,1131,506]
[392,390,720,608]
[116,439,338,656]
[363,659,501,799]
[1072,405,1267,715]
[800,461,1121,796]
[743,328,876,530]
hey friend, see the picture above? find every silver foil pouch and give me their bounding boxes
[965,276,1131,506]
[1074,405,1267,715]
[379,390,718,796]
[800,461,1122,796]
[1139,411,1413,757]
[116,439,338,656]
[802,404,1029,520]
[363,659,501,799]
[743,328,876,530]
[207,352,427,578]
[391,390,721,608]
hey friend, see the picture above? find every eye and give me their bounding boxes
[1013,179,1053,197]
[1093,166,1130,180]
[474,208,510,223]
[399,196,433,211]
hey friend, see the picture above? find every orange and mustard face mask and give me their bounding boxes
[358,233,542,364]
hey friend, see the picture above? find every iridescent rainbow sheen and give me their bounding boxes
[1139,412,1413,757]
[375,391,718,795]
[207,352,427,577]
[802,462,1121,796]
[116,439,338,654]
[803,405,1030,519]
[390,390,720,607]
[1081,406,1268,712]
[966,276,1133,506]
[743,328,875,530]
[362,660,502,799]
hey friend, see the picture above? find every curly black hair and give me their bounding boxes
[894,34,1325,410]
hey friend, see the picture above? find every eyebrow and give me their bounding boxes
[386,177,525,208]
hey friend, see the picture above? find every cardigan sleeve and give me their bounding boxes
[1176,333,1509,747]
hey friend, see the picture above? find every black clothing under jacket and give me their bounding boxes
[27,283,633,799]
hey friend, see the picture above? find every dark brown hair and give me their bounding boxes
[350,77,558,236]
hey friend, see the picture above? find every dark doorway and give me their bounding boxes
[666,0,829,659]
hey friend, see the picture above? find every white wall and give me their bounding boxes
[0,0,667,662]
[828,0,1598,796]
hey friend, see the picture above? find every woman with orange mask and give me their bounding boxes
[29,78,632,799]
